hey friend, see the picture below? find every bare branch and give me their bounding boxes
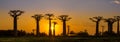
[89,18,96,22]
[114,16,120,21]
[17,11,24,16]
[8,12,14,17]
[66,17,72,21]
[104,18,117,23]
[90,16,103,22]
[8,10,24,17]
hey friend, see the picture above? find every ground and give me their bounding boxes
[0,37,120,42]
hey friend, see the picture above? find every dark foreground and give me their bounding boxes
[0,37,120,42]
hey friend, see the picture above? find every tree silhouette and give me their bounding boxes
[67,25,70,35]
[114,16,120,35]
[101,26,105,35]
[45,14,54,36]
[104,18,116,33]
[32,14,43,36]
[89,16,102,36]
[102,31,117,36]
[8,10,24,36]
[53,21,57,36]
[58,15,71,36]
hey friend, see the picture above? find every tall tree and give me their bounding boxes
[53,22,57,36]
[32,14,43,36]
[89,16,102,36]
[101,26,105,35]
[67,25,70,35]
[8,10,24,36]
[114,16,120,35]
[58,15,71,36]
[104,18,116,33]
[45,14,54,36]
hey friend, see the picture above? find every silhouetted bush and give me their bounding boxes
[0,30,14,37]
[39,32,48,37]
[70,31,75,34]
[76,31,89,37]
[102,31,117,37]
[0,30,27,37]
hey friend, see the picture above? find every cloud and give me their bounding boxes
[113,0,120,4]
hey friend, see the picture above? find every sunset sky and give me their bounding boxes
[0,0,120,35]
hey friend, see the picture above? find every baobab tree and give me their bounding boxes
[32,14,43,36]
[58,15,71,36]
[101,26,105,35]
[53,21,57,36]
[67,25,70,35]
[45,14,54,36]
[104,18,116,33]
[114,16,120,35]
[8,10,24,36]
[89,16,103,36]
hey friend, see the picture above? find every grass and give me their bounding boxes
[0,37,120,42]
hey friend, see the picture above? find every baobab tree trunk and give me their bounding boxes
[68,26,70,35]
[117,21,119,35]
[53,24,55,36]
[49,19,52,36]
[108,23,113,33]
[96,22,99,36]
[63,21,66,36]
[14,17,17,37]
[36,20,39,36]
[108,23,110,33]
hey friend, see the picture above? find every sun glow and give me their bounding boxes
[51,26,54,34]
[51,22,62,35]
[51,26,54,31]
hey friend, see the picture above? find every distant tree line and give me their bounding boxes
[0,10,120,37]
[0,30,48,37]
[7,10,71,37]
[89,16,120,37]
[0,30,26,37]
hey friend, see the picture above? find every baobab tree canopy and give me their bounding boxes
[104,18,116,23]
[32,14,43,21]
[114,16,120,20]
[58,15,71,21]
[9,10,24,17]
[45,14,54,20]
[89,16,103,22]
